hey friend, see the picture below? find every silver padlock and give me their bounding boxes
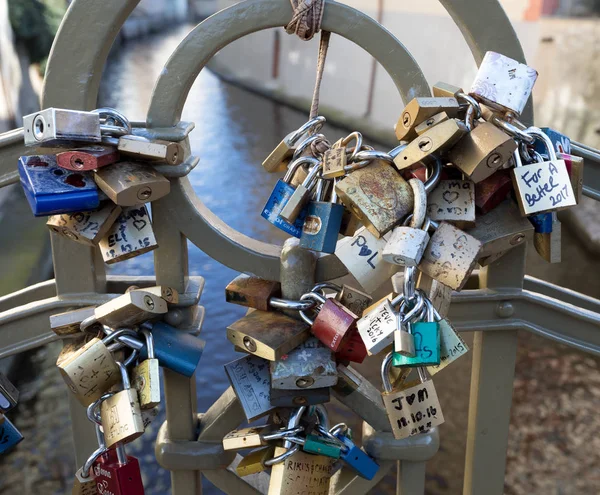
[469,51,538,115]
[23,108,101,147]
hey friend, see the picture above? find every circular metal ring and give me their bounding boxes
[289,116,326,143]
[263,443,300,466]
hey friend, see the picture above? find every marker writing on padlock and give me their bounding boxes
[351,234,378,268]
[519,162,570,209]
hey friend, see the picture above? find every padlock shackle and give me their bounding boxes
[301,163,324,190]
[298,291,327,325]
[141,328,155,360]
[312,404,330,431]
[283,156,320,183]
[381,352,394,393]
[116,361,132,390]
[263,443,300,466]
[524,127,558,162]
[261,426,304,442]
[269,297,316,311]
[82,443,107,479]
[311,282,341,296]
[293,133,327,160]
[423,156,442,194]
[289,116,326,145]
[87,392,115,425]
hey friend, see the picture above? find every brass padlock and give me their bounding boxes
[93,289,167,328]
[225,274,281,312]
[116,135,184,165]
[128,285,179,304]
[50,306,96,336]
[322,147,347,179]
[432,82,463,99]
[414,112,450,136]
[393,119,468,171]
[279,163,322,223]
[98,205,158,264]
[131,329,160,409]
[227,310,310,361]
[47,203,122,246]
[534,213,562,263]
[395,97,460,142]
[94,162,170,206]
[236,446,275,477]
[447,121,517,183]
[100,362,145,447]
[335,160,413,238]
[268,446,333,495]
[426,179,476,229]
[418,221,482,290]
[558,152,584,204]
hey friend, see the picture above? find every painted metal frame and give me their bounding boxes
[0,0,599,494]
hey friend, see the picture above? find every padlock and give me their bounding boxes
[416,272,452,318]
[225,273,281,311]
[414,112,450,136]
[336,284,372,318]
[224,354,274,421]
[356,295,401,356]
[0,415,24,454]
[299,292,358,352]
[322,147,347,179]
[394,291,427,359]
[261,156,319,237]
[534,127,571,155]
[72,421,108,495]
[335,226,398,293]
[474,168,513,214]
[418,221,482,290]
[469,199,533,258]
[336,160,413,238]
[288,434,343,459]
[427,179,476,228]
[0,373,19,413]
[335,329,368,364]
[268,446,333,495]
[558,152,584,204]
[332,424,380,480]
[299,181,344,253]
[395,97,460,142]
[129,285,179,304]
[432,81,463,99]
[47,202,122,246]
[98,205,158,264]
[132,329,160,409]
[57,329,135,406]
[533,213,562,263]
[279,162,323,223]
[393,297,441,367]
[92,290,167,328]
[18,155,100,216]
[115,135,184,165]
[511,128,576,215]
[140,321,205,377]
[448,121,517,183]
[227,310,309,361]
[470,51,538,115]
[23,108,101,147]
[393,119,468,171]
[427,306,469,376]
[223,425,302,451]
[270,337,337,390]
[381,353,444,440]
[269,386,331,407]
[262,116,325,172]
[100,362,145,447]
[236,446,276,477]
[340,206,362,237]
[57,145,120,171]
[94,162,170,206]
[92,444,145,495]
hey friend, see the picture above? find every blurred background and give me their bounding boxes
[0,0,599,494]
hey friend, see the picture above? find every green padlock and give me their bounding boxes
[393,297,440,367]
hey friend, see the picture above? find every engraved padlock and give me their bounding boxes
[381,352,444,440]
[132,329,160,409]
[427,305,469,376]
[470,51,538,115]
[47,202,122,246]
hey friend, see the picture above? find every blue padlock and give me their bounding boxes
[534,127,570,156]
[261,156,319,238]
[18,155,99,216]
[528,212,553,234]
[393,297,440,367]
[140,321,205,377]
[299,180,345,253]
[332,425,379,480]
[0,415,24,454]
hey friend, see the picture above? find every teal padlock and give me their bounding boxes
[302,434,343,459]
[393,297,440,367]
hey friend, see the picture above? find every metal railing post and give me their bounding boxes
[463,245,525,494]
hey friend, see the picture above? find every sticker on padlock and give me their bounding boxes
[99,205,158,264]
[470,51,538,115]
[381,354,444,440]
[47,203,122,246]
[23,108,101,147]
[18,155,100,217]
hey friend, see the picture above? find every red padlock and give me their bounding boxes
[475,168,512,214]
[336,329,368,364]
[93,444,145,495]
[300,292,358,352]
[57,146,120,171]
[402,164,452,183]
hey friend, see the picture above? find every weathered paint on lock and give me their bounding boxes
[336,329,368,364]
[335,161,413,238]
[93,452,145,495]
[0,416,24,454]
[311,299,358,352]
[475,169,513,214]
[357,299,397,356]
[393,322,441,367]
[56,145,120,171]
[18,155,100,217]
[224,354,273,422]
[299,201,344,253]
[270,337,337,390]
[335,227,398,293]
[382,226,429,267]
[225,273,281,312]
[395,97,460,141]
[268,446,334,495]
[261,180,308,238]
[22,108,101,147]
[227,310,310,361]
[47,203,122,246]
[337,285,372,318]
[470,51,538,115]
[49,306,96,336]
[99,205,158,264]
[418,222,482,290]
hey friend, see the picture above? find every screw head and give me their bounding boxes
[292,396,308,405]
[496,301,514,318]
[144,295,155,310]
[425,117,436,126]
[64,231,78,241]
[243,336,257,353]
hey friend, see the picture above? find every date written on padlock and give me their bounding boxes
[47,203,122,246]
[225,354,274,421]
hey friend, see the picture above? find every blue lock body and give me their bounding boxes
[529,212,553,234]
[534,128,570,156]
[299,199,344,253]
[393,298,440,367]
[0,416,24,454]
[334,431,379,480]
[141,322,206,377]
[18,155,99,217]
